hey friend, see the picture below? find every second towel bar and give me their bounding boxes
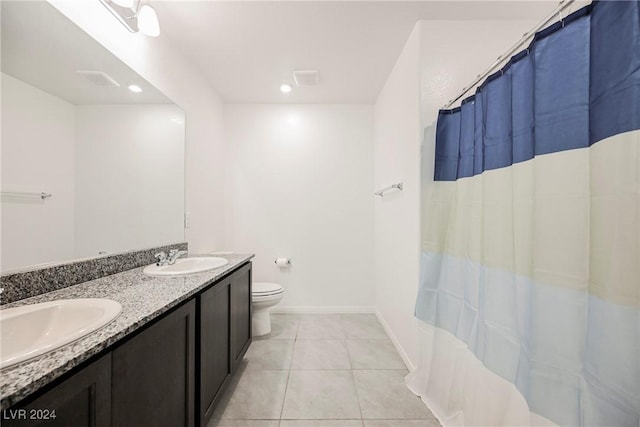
[1,191,52,200]
[374,182,403,197]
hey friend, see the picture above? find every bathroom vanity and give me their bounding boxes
[1,4,252,425]
[0,255,253,427]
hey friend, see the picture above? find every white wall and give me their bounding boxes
[74,105,185,258]
[374,18,538,369]
[373,24,423,368]
[224,105,375,310]
[420,19,539,126]
[49,0,226,253]
[1,73,76,271]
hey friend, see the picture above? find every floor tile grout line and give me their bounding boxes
[345,339,355,370]
[279,321,297,422]
[278,368,292,421]
[277,369,363,423]
[231,314,426,426]
[350,368,366,423]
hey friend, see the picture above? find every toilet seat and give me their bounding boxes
[251,282,284,337]
[252,282,283,297]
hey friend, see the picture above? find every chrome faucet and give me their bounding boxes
[167,249,188,265]
[154,249,188,266]
[154,251,168,266]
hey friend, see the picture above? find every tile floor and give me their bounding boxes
[208,314,441,427]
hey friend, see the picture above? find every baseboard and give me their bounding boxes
[271,306,377,314]
[375,309,416,371]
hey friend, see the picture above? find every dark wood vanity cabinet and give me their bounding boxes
[230,263,252,370]
[1,354,111,427]
[4,261,252,427]
[111,300,196,427]
[198,263,252,427]
[198,278,231,425]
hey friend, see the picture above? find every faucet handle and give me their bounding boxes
[155,252,167,265]
[168,249,178,257]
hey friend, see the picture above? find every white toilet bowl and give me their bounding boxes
[252,282,284,336]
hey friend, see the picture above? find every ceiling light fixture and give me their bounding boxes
[111,0,134,8]
[99,0,160,37]
[280,84,292,94]
[137,5,160,37]
[128,84,143,93]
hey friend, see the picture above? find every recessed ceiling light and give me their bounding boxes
[128,84,143,93]
[280,84,292,93]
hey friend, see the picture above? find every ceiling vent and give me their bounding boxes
[76,70,120,87]
[293,70,319,87]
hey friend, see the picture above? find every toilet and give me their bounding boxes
[252,282,284,336]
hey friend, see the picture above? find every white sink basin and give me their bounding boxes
[143,256,229,276]
[0,298,122,369]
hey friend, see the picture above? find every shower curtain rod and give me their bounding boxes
[443,0,577,109]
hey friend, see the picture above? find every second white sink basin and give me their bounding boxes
[0,298,122,369]
[143,256,229,276]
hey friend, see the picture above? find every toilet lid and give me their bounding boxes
[253,282,283,296]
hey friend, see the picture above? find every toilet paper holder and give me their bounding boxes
[274,258,291,266]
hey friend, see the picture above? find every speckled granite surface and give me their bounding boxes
[0,253,253,410]
[0,242,188,305]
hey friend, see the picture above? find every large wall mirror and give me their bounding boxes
[1,1,185,273]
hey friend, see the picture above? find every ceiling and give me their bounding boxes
[1,1,171,105]
[155,1,556,104]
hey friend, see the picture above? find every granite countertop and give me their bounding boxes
[0,253,254,410]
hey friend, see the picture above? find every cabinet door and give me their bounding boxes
[230,263,252,371]
[198,280,230,426]
[2,354,111,427]
[111,300,195,427]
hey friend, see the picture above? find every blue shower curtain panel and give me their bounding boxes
[417,1,640,426]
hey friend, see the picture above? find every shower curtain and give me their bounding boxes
[410,2,639,426]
